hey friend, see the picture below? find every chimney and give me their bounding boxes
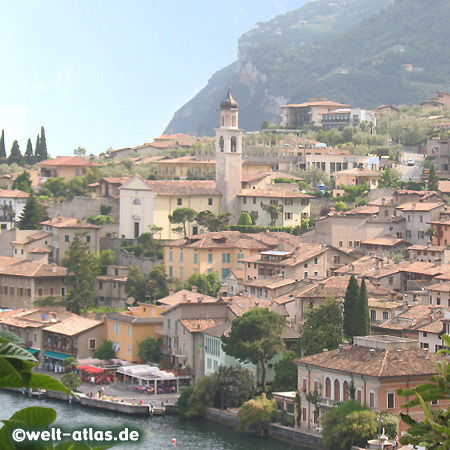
[169,288,174,295]
[323,349,328,353]
[198,296,204,303]
[381,197,386,205]
[397,349,403,361]
[338,344,344,354]
[343,340,350,347]
[369,349,375,359]
[423,349,429,359]
[191,285,198,294]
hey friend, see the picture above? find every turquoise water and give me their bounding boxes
[0,391,314,449]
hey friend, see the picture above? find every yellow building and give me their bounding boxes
[39,156,99,182]
[162,231,271,281]
[103,303,165,362]
[119,176,222,240]
[155,156,216,180]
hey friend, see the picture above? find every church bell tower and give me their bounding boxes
[215,88,242,221]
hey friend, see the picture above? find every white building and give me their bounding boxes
[0,189,29,230]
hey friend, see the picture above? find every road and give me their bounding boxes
[396,148,424,182]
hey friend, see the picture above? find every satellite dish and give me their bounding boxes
[126,297,135,305]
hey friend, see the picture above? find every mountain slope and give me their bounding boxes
[165,0,448,136]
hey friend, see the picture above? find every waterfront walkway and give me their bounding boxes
[36,368,180,406]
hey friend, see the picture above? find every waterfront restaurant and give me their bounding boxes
[116,364,191,394]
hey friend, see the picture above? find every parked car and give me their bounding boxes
[407,158,415,166]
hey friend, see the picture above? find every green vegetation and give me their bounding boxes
[86,214,114,225]
[237,212,253,226]
[8,140,24,166]
[270,351,298,392]
[179,367,256,417]
[93,339,115,360]
[353,279,370,337]
[222,308,285,392]
[169,207,197,237]
[343,275,359,339]
[185,272,221,297]
[61,372,82,391]
[236,394,276,436]
[298,297,344,356]
[17,195,49,230]
[12,171,32,193]
[138,336,162,363]
[398,333,450,448]
[322,400,378,450]
[195,210,231,232]
[428,163,439,191]
[125,266,148,302]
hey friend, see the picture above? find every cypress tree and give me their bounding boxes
[0,129,6,158]
[24,138,34,165]
[353,279,370,337]
[343,275,360,339]
[36,126,48,161]
[18,195,48,230]
[8,140,24,166]
[34,134,40,161]
[428,164,439,192]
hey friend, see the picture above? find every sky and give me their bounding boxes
[0,1,306,157]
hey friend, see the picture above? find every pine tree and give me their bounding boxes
[8,140,24,166]
[34,134,40,161]
[428,164,439,192]
[35,126,48,162]
[18,196,48,230]
[24,139,34,165]
[0,129,6,158]
[353,279,370,337]
[343,275,360,339]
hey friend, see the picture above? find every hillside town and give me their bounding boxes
[2,88,450,449]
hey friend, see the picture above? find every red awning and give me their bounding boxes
[77,365,104,374]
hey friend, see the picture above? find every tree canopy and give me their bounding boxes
[343,275,360,339]
[8,140,24,166]
[195,210,231,232]
[298,297,343,356]
[12,171,32,193]
[125,266,148,303]
[428,164,439,192]
[184,272,221,297]
[93,339,115,360]
[221,308,285,391]
[17,195,48,230]
[169,207,197,237]
[237,212,253,226]
[138,336,162,363]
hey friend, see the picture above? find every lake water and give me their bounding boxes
[0,391,316,449]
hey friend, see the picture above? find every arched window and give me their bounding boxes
[325,377,331,398]
[231,136,237,152]
[133,198,141,205]
[334,379,340,402]
[219,136,224,152]
[343,381,349,401]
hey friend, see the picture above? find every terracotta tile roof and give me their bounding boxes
[202,322,231,338]
[408,244,447,252]
[256,243,329,267]
[0,260,66,277]
[23,231,52,243]
[0,189,29,198]
[378,305,444,332]
[397,202,444,212]
[242,277,297,290]
[180,318,229,333]
[44,316,102,336]
[334,255,392,276]
[281,325,300,340]
[228,269,244,280]
[39,156,98,167]
[438,180,450,194]
[361,237,405,246]
[296,276,392,299]
[368,298,404,309]
[296,345,442,378]
[425,280,450,292]
[146,180,221,196]
[134,156,167,165]
[368,196,393,206]
[347,206,379,215]
[102,176,133,185]
[238,188,312,199]
[226,295,288,317]
[157,289,217,308]
[417,318,444,334]
[164,231,271,251]
[41,216,101,229]
[154,133,192,141]
[241,172,270,183]
[0,308,78,329]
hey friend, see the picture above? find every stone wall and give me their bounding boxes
[204,407,239,427]
[268,423,327,449]
[48,197,119,221]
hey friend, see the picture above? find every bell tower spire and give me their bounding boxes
[215,88,242,221]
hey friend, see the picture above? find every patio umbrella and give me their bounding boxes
[76,365,104,374]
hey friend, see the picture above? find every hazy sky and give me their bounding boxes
[0,1,306,157]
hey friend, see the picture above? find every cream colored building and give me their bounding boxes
[39,156,99,182]
[119,176,222,240]
[41,216,101,264]
[162,231,271,281]
[333,167,381,189]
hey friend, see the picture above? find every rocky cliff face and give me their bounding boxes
[165,0,448,136]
